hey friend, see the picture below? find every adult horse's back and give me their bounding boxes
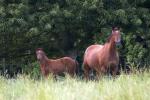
[83,27,121,79]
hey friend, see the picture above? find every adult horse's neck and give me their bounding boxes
[104,36,116,55]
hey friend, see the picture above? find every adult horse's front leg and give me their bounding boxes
[96,66,107,80]
[96,70,104,80]
[111,66,119,77]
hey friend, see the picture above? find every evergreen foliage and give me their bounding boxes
[0,0,150,76]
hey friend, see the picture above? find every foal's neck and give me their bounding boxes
[39,55,50,66]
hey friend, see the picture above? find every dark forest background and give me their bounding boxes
[0,0,150,77]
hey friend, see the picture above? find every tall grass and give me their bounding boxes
[0,71,149,100]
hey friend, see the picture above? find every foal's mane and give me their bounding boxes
[36,48,47,56]
[36,48,43,51]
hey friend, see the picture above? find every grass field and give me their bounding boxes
[0,71,149,100]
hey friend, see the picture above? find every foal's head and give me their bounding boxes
[109,27,121,45]
[36,48,46,60]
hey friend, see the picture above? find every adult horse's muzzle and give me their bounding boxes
[116,41,121,46]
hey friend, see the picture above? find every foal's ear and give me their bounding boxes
[36,48,43,52]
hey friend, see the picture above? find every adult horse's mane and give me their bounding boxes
[106,34,113,43]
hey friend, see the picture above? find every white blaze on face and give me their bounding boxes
[112,29,121,43]
[36,50,43,60]
[115,30,119,33]
[112,30,119,34]
[115,30,121,43]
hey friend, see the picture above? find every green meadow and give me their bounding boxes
[0,71,149,100]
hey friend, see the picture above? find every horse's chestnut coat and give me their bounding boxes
[83,27,121,79]
[36,48,78,77]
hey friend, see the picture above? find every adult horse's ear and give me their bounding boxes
[112,27,121,34]
[112,26,120,31]
[112,26,115,30]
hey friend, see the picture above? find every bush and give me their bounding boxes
[23,61,41,79]
[122,32,148,67]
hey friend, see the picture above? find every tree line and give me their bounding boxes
[0,0,150,77]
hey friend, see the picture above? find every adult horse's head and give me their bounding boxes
[36,48,46,60]
[111,27,121,45]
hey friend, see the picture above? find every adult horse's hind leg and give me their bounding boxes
[83,63,90,80]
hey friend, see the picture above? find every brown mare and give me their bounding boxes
[83,27,121,79]
[36,48,78,78]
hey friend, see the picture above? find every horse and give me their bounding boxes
[83,27,121,79]
[36,48,78,78]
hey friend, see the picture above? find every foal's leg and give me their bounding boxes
[68,70,75,78]
[66,64,76,78]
